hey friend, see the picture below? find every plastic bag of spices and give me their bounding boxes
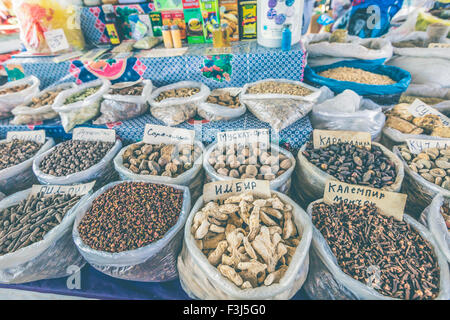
[294,142,404,208]
[93,80,153,125]
[197,88,247,122]
[203,142,296,194]
[240,79,321,132]
[149,81,210,126]
[32,139,122,187]
[113,141,205,202]
[420,194,450,263]
[0,76,40,117]
[0,188,88,284]
[0,137,55,196]
[303,199,450,300]
[52,79,111,133]
[11,82,75,125]
[177,191,313,300]
[72,181,191,282]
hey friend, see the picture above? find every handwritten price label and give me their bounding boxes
[44,29,70,53]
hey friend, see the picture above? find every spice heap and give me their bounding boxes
[206,91,241,108]
[109,83,144,96]
[398,146,450,190]
[39,140,114,176]
[311,201,441,300]
[0,193,81,255]
[0,140,43,170]
[154,87,200,102]
[64,86,101,105]
[27,88,64,109]
[385,104,450,138]
[318,67,396,85]
[246,81,313,96]
[122,143,202,177]
[78,182,184,253]
[192,193,300,289]
[208,143,293,181]
[0,84,30,96]
[303,142,397,189]
[440,203,450,230]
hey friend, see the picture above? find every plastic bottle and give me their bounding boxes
[281,24,292,51]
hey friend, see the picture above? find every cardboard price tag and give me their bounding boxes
[143,124,195,145]
[406,138,450,154]
[29,181,95,198]
[72,128,116,143]
[313,129,371,149]
[408,99,450,127]
[203,179,271,202]
[44,29,70,53]
[6,130,46,144]
[323,180,406,221]
[216,129,270,146]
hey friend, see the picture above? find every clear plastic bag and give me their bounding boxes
[203,142,296,194]
[420,194,450,263]
[177,191,312,300]
[0,137,54,196]
[93,80,152,125]
[52,79,111,133]
[197,88,246,122]
[11,82,75,125]
[240,79,321,132]
[72,181,191,282]
[32,139,122,187]
[0,76,40,117]
[0,188,88,284]
[294,142,404,208]
[303,199,450,300]
[149,81,210,126]
[113,141,205,202]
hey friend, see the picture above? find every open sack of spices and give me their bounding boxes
[420,194,450,263]
[197,88,246,122]
[309,89,386,141]
[304,61,411,106]
[203,142,296,194]
[400,85,450,116]
[303,200,450,300]
[149,81,210,126]
[0,187,90,284]
[93,80,153,125]
[114,141,205,201]
[32,138,122,188]
[382,103,450,150]
[11,82,75,125]
[0,76,40,118]
[177,191,313,300]
[240,79,321,132]
[72,181,190,282]
[393,145,450,219]
[294,141,404,208]
[0,137,55,196]
[52,79,111,133]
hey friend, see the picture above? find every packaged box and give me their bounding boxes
[161,10,187,40]
[183,0,206,44]
[219,0,239,41]
[238,0,256,40]
[150,12,163,37]
[154,0,184,10]
[200,0,220,42]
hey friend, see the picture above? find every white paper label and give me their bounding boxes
[203,179,271,202]
[29,181,95,198]
[72,128,116,143]
[408,99,450,127]
[6,130,46,144]
[406,138,450,154]
[143,124,195,145]
[313,129,371,149]
[44,29,70,53]
[216,129,270,146]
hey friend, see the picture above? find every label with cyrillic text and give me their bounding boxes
[72,128,116,143]
[313,129,371,149]
[323,180,406,221]
[143,124,195,145]
[216,129,270,146]
[6,130,46,144]
[29,181,95,198]
[406,138,450,154]
[408,99,450,127]
[203,179,271,202]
